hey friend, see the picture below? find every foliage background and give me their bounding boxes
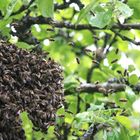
[1,0,140,139]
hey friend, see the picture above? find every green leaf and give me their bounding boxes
[88,103,105,111]
[107,129,120,140]
[119,126,131,140]
[115,116,131,129]
[64,74,79,91]
[0,19,12,37]
[75,111,93,123]
[76,0,99,24]
[125,86,135,96]
[129,74,139,85]
[128,65,135,73]
[56,107,65,115]
[37,0,54,17]
[87,8,112,28]
[22,0,30,5]
[128,0,140,19]
[115,1,133,20]
[125,86,136,104]
[0,0,9,15]
[107,48,121,65]
[65,112,74,124]
[64,82,78,91]
[16,42,34,49]
[20,112,33,140]
[4,0,18,19]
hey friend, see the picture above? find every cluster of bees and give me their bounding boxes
[0,41,64,139]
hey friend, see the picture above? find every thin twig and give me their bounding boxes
[86,64,99,83]
[11,0,35,16]
[112,29,140,45]
[78,123,108,140]
[76,94,81,113]
[102,33,111,48]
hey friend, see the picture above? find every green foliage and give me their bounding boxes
[115,116,132,129]
[128,0,140,19]
[4,0,18,19]
[36,0,54,17]
[87,8,112,28]
[77,0,133,28]
[128,65,135,73]
[115,1,133,20]
[0,0,10,15]
[1,0,140,139]
[20,112,33,140]
[129,74,139,85]
[76,0,99,24]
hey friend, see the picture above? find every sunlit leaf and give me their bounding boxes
[4,0,18,19]
[20,112,33,140]
[115,115,131,129]
[128,0,140,19]
[0,0,9,15]
[128,65,135,73]
[88,103,105,111]
[16,42,34,49]
[37,0,54,17]
[76,0,99,24]
[129,74,139,85]
[115,1,133,22]
[87,8,112,28]
[75,111,93,123]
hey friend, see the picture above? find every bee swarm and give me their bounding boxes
[0,41,64,139]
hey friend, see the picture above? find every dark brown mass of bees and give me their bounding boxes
[0,41,64,139]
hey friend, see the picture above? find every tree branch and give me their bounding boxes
[11,16,140,46]
[77,82,140,94]
[11,16,140,33]
[78,123,108,140]
[77,83,126,94]
[112,29,140,45]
